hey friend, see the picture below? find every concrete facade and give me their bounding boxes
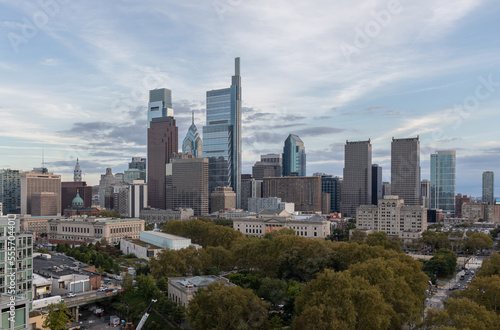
[356,195,427,241]
[262,176,322,213]
[168,276,234,308]
[210,187,236,213]
[21,169,61,216]
[391,137,421,206]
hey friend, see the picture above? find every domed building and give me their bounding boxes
[64,190,100,217]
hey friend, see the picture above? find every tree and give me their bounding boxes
[187,282,269,330]
[424,298,500,329]
[42,302,74,330]
[478,253,500,277]
[206,246,233,271]
[365,231,403,252]
[122,272,134,291]
[457,275,500,313]
[420,231,450,250]
[350,229,367,243]
[258,278,288,306]
[293,269,392,330]
[465,232,493,253]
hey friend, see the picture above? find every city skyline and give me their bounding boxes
[1,1,500,196]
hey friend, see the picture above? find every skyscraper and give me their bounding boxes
[147,88,173,127]
[282,134,306,177]
[341,140,372,217]
[147,88,178,209]
[203,58,242,208]
[147,116,178,209]
[391,137,421,205]
[313,173,341,213]
[182,112,203,158]
[372,164,382,205]
[420,179,431,209]
[430,150,456,215]
[483,171,495,205]
[0,169,21,214]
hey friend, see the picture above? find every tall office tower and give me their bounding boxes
[98,168,115,209]
[0,169,21,214]
[74,158,82,182]
[483,171,495,205]
[340,140,372,217]
[147,88,173,128]
[262,176,322,213]
[125,157,147,184]
[20,169,61,215]
[252,154,282,180]
[371,164,383,205]
[313,173,341,213]
[165,153,209,216]
[420,179,431,209]
[203,58,242,208]
[391,137,421,206]
[241,178,262,210]
[455,193,472,218]
[182,112,203,158]
[148,116,178,209]
[0,214,33,329]
[382,182,391,197]
[430,150,456,215]
[282,134,306,177]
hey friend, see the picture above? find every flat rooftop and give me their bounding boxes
[141,231,189,240]
[122,238,162,250]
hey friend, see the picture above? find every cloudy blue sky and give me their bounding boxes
[1,0,499,196]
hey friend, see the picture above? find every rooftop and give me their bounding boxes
[141,231,190,241]
[122,238,162,250]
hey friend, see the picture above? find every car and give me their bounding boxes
[67,293,76,298]
[98,287,106,292]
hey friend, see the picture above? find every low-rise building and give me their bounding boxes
[233,213,330,239]
[356,195,427,241]
[248,197,295,214]
[168,276,234,308]
[47,216,145,244]
[20,215,64,235]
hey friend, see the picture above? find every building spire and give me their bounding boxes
[192,110,194,125]
[74,158,82,182]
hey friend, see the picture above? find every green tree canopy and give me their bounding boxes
[42,302,74,330]
[477,253,500,277]
[187,282,269,330]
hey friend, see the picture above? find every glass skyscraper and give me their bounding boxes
[203,58,242,208]
[182,112,203,157]
[282,134,306,177]
[430,150,456,216]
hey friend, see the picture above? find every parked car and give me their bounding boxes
[67,292,76,298]
[98,287,106,292]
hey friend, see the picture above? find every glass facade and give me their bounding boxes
[0,170,21,215]
[282,134,306,176]
[203,58,241,207]
[430,151,456,216]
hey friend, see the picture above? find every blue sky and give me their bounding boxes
[0,0,499,196]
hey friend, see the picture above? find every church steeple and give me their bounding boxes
[74,158,82,182]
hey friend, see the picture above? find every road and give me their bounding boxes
[425,256,483,310]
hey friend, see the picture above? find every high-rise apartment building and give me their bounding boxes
[0,214,33,329]
[341,140,372,217]
[182,112,203,158]
[357,195,427,241]
[166,153,209,216]
[430,150,456,216]
[20,169,61,216]
[203,58,242,208]
[0,169,21,214]
[252,154,282,180]
[391,137,421,205]
[372,164,382,205]
[282,134,306,177]
[313,173,341,213]
[420,180,431,209]
[483,171,495,205]
[262,176,322,213]
[147,88,173,128]
[148,116,178,209]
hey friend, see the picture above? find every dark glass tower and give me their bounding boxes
[203,58,242,208]
[372,164,382,205]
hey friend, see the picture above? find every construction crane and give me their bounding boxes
[136,299,157,330]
